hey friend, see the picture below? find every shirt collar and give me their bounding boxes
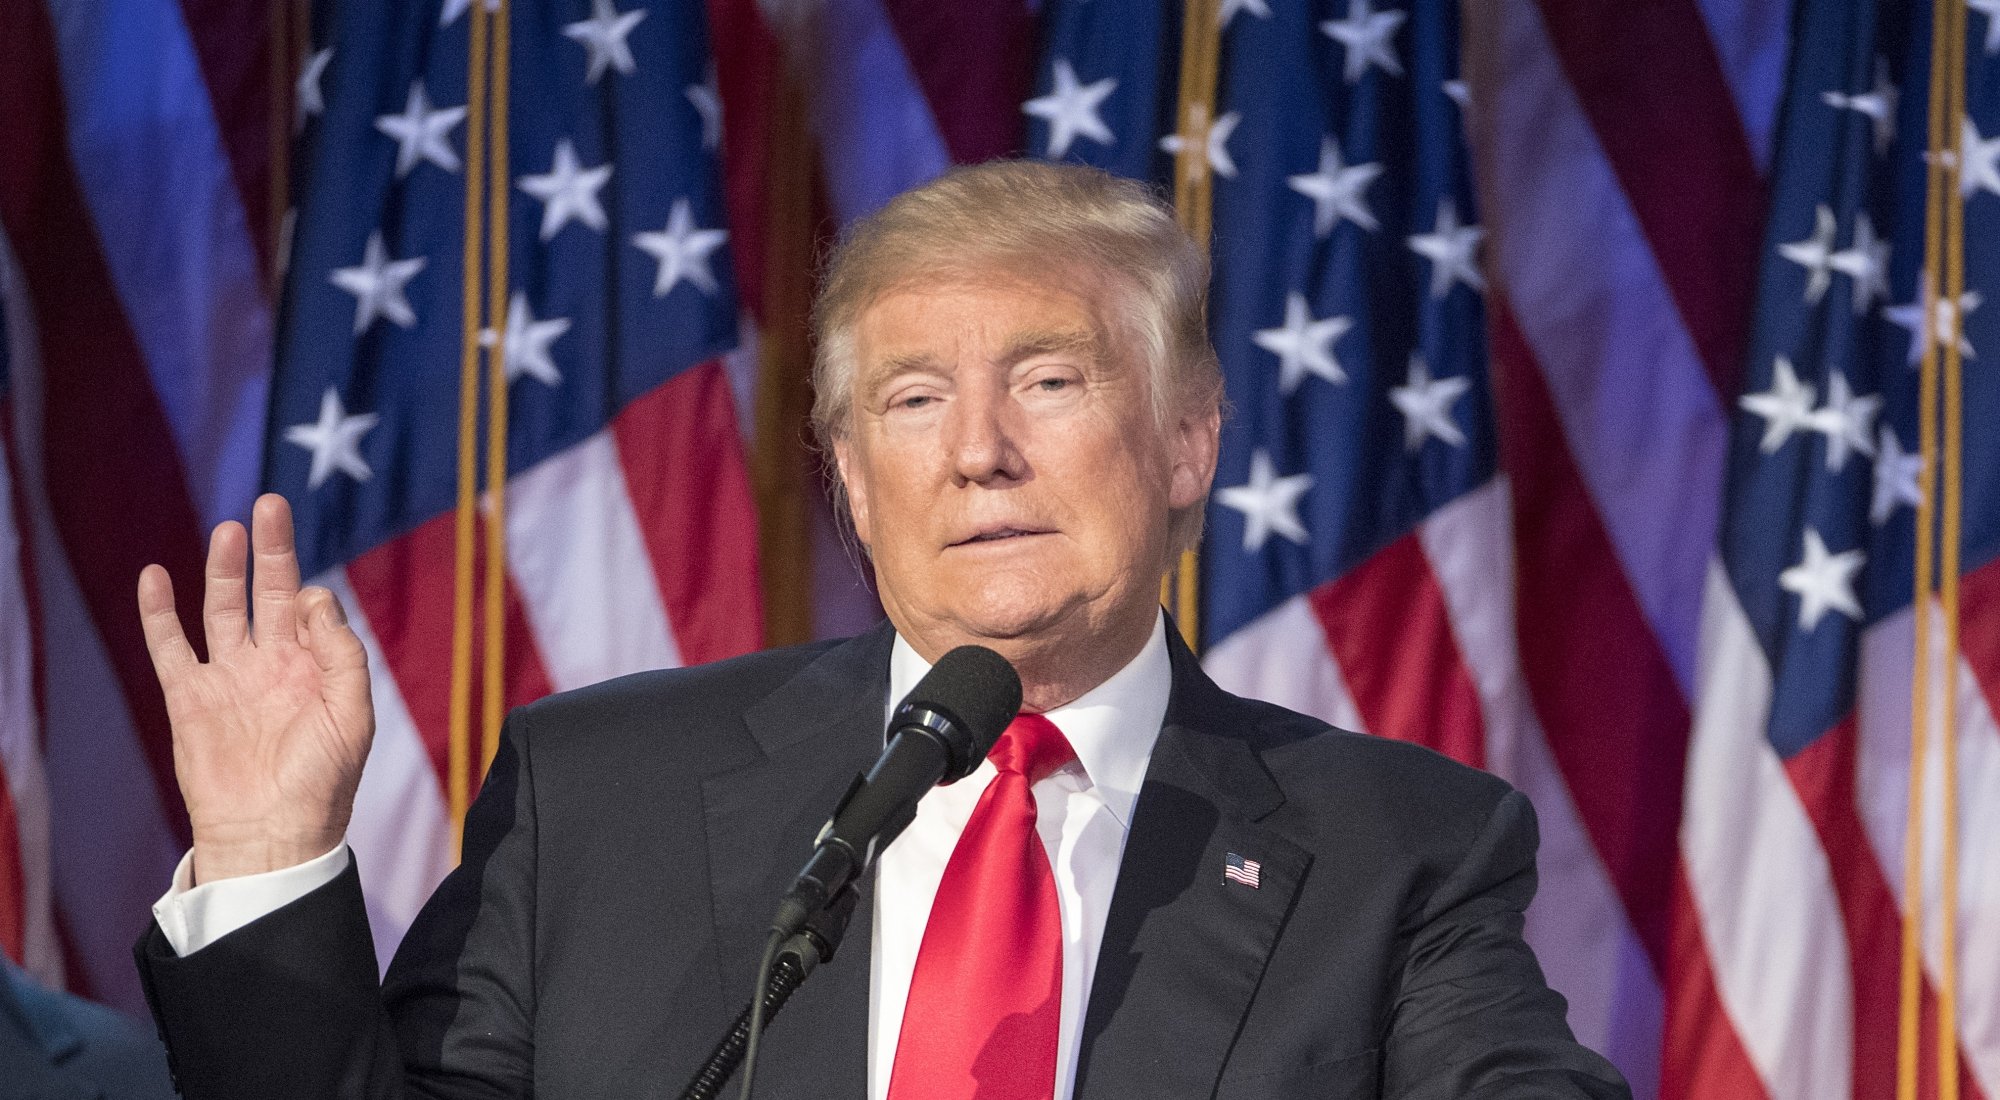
[885,613,1171,829]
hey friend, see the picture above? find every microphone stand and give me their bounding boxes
[676,887,860,1100]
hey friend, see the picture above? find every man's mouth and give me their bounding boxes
[953,527,1048,546]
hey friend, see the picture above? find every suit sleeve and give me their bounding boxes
[133,709,540,1099]
[1381,789,1632,1100]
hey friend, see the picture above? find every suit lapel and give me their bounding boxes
[1074,635,1312,1100]
[698,623,895,1100]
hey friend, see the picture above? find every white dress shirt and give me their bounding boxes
[153,616,1173,1100]
[871,617,1169,1100]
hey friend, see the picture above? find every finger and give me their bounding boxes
[250,493,303,647]
[202,521,250,654]
[137,565,198,676]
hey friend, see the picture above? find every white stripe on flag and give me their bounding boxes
[1202,595,1364,734]
[325,569,455,972]
[41,0,272,528]
[1856,605,2000,1094]
[1468,0,1728,693]
[1686,561,1852,1100]
[504,430,683,691]
[1417,477,1662,1096]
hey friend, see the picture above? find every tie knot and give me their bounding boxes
[989,712,1075,783]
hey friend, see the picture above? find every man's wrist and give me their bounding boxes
[191,831,348,885]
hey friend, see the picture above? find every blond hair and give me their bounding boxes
[811,160,1223,550]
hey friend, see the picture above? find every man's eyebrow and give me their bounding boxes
[1000,327,1102,365]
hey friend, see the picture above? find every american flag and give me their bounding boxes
[1033,0,1999,1097]
[0,0,760,1012]
[1223,851,1262,889]
[272,0,761,970]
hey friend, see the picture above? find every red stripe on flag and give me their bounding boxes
[1490,300,1687,969]
[1959,553,2000,730]
[612,361,763,666]
[346,515,461,792]
[879,0,1035,163]
[1533,0,1764,399]
[0,0,204,848]
[1307,533,1486,769]
[1659,866,1774,1100]
[174,0,279,283]
[1786,715,1904,1100]
[347,510,559,808]
[705,0,780,320]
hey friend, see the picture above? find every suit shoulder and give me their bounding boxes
[510,638,849,750]
[1235,694,1517,832]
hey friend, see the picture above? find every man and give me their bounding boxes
[132,161,1629,1099]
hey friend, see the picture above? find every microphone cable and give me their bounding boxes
[735,928,787,1100]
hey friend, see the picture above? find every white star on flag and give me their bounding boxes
[482,291,571,388]
[564,0,646,84]
[1024,59,1117,159]
[329,231,426,334]
[1958,116,2000,200]
[439,0,497,26]
[687,67,723,150]
[1321,0,1405,83]
[1827,211,1890,314]
[1442,79,1470,109]
[375,81,466,178]
[1288,136,1382,236]
[1974,0,2000,54]
[1159,107,1240,181]
[1389,355,1471,450]
[1871,426,1924,525]
[634,198,727,297]
[1779,527,1866,631]
[1777,204,1838,304]
[1217,450,1314,552]
[1253,293,1352,394]
[519,139,613,241]
[1807,371,1881,473]
[1819,59,1897,156]
[284,387,381,489]
[1886,275,1981,365]
[1738,356,1817,452]
[1407,197,1484,298]
[1218,0,1271,28]
[296,48,332,130]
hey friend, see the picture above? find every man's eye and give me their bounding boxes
[1035,377,1072,392]
[895,394,935,410]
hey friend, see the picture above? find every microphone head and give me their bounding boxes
[892,645,1022,782]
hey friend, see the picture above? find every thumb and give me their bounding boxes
[300,587,370,687]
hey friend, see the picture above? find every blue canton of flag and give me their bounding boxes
[1688,0,2000,1093]
[271,0,738,577]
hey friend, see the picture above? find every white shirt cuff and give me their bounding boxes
[151,842,351,957]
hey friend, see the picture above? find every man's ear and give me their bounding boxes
[832,436,874,547]
[1168,403,1222,511]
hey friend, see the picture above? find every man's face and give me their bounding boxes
[833,271,1218,672]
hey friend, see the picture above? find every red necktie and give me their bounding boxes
[886,712,1075,1100]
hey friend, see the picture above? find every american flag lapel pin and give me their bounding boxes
[1223,852,1261,889]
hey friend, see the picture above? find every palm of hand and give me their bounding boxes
[138,495,376,881]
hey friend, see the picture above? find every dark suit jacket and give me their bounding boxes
[135,621,1629,1099]
[1,958,176,1100]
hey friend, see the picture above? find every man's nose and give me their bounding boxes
[947,386,1027,485]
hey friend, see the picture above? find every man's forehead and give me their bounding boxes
[854,282,1117,375]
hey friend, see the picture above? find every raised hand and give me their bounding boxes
[137,494,375,883]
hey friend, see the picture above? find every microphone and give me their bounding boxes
[769,644,1021,938]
